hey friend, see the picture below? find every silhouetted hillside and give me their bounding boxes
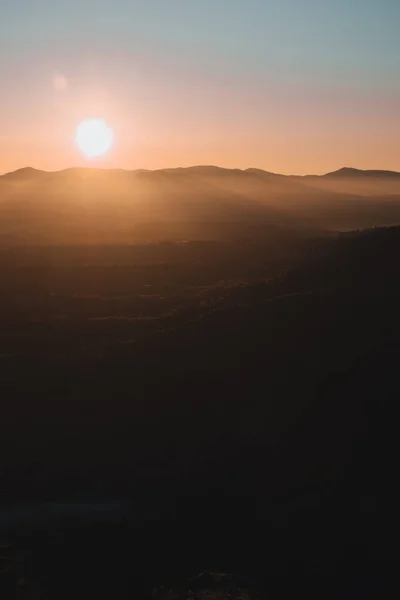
[0,218,399,596]
[1,166,47,181]
[1,225,399,495]
[323,166,400,178]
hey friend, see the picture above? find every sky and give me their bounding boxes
[1,0,399,174]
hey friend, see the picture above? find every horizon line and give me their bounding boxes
[1,165,400,179]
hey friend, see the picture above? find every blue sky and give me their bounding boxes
[2,1,399,77]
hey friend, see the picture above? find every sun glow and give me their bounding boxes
[76,119,114,158]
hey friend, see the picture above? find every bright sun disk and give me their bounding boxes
[76,119,114,158]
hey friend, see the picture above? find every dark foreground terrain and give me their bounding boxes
[0,216,400,596]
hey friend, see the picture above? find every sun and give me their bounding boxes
[76,118,114,158]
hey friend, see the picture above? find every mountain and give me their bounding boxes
[1,224,399,592]
[1,166,47,181]
[323,166,400,178]
[3,164,400,180]
[1,165,400,244]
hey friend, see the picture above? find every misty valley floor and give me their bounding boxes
[0,226,399,597]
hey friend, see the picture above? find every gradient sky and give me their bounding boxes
[1,0,399,174]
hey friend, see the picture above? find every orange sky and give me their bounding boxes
[1,1,399,175]
[2,66,399,176]
[1,74,398,176]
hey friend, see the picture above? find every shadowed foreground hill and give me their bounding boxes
[2,166,400,243]
[0,225,399,596]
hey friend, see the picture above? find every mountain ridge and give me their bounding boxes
[1,165,400,179]
[322,167,400,178]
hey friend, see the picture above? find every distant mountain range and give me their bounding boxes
[322,167,400,178]
[1,165,400,244]
[1,165,400,180]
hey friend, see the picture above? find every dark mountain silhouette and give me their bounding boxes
[1,165,400,597]
[0,224,399,597]
[3,164,400,181]
[323,166,400,178]
[1,166,47,180]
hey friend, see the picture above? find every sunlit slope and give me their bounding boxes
[1,166,400,243]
